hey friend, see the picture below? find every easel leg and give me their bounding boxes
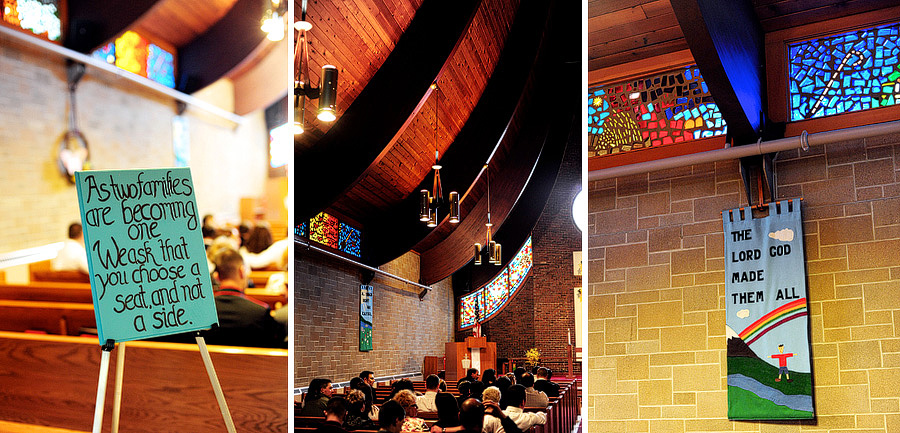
[195,335,237,433]
[92,340,115,433]
[111,343,127,433]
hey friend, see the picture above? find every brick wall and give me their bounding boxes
[294,248,455,388]
[0,41,268,254]
[588,132,900,432]
[459,138,582,371]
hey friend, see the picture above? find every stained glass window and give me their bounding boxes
[339,222,362,258]
[458,236,533,330]
[483,268,509,319]
[295,222,309,238]
[147,43,176,88]
[459,291,482,329]
[2,0,61,42]
[507,237,532,295]
[588,65,727,157]
[309,212,340,247]
[788,21,900,121]
[91,31,177,88]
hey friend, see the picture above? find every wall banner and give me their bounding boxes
[360,285,373,351]
[723,200,814,420]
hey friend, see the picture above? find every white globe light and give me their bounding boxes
[572,189,586,232]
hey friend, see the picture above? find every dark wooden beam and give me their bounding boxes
[671,0,769,143]
[66,0,158,52]
[177,0,269,93]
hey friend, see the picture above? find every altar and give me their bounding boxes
[445,336,497,382]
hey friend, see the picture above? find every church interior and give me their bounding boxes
[293,0,583,431]
[589,0,900,432]
[0,0,289,431]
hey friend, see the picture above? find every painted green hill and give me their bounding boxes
[728,355,812,395]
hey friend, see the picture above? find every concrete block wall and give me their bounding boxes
[294,248,455,388]
[588,132,900,432]
[0,40,269,254]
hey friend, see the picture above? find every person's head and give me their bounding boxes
[426,374,441,391]
[67,223,83,241]
[392,389,418,418]
[536,367,550,379]
[513,367,526,383]
[520,373,535,388]
[505,372,515,384]
[457,380,471,397]
[246,225,274,253]
[495,376,511,393]
[505,385,526,408]
[349,376,363,390]
[481,369,496,384]
[466,368,480,381]
[357,383,375,413]
[390,378,415,399]
[459,398,485,433]
[325,396,348,421]
[308,378,333,398]
[378,400,406,433]
[778,344,784,353]
[435,392,460,427]
[346,389,367,415]
[213,247,246,286]
[360,370,376,386]
[439,379,447,392]
[470,381,486,400]
[482,386,501,403]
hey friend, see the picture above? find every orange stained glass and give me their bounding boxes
[3,0,20,26]
[115,31,149,77]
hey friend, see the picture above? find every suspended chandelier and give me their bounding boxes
[473,164,501,265]
[419,84,460,227]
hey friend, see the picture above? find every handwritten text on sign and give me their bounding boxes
[76,168,217,344]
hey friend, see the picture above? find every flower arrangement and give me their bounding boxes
[524,348,541,368]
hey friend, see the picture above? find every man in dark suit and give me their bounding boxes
[533,367,560,398]
[202,248,286,348]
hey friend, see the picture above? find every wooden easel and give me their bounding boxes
[91,333,237,433]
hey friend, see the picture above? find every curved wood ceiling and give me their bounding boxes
[293,0,424,153]
[327,0,521,221]
[132,0,240,48]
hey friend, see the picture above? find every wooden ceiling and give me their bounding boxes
[589,0,900,78]
[294,0,580,279]
[293,0,424,152]
[132,0,241,48]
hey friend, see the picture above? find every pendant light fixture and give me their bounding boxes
[419,83,460,226]
[294,0,339,134]
[474,164,501,265]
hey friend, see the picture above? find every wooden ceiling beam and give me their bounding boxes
[672,0,770,143]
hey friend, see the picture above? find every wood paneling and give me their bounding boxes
[134,0,240,48]
[328,0,520,220]
[752,0,899,33]
[588,0,686,71]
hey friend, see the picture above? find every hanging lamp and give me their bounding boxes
[474,164,501,265]
[420,83,460,226]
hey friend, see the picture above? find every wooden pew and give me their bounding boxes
[28,260,90,283]
[0,300,96,335]
[0,282,287,310]
[0,331,287,432]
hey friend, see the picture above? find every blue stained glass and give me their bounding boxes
[339,223,362,257]
[92,42,116,64]
[147,44,176,88]
[788,21,900,121]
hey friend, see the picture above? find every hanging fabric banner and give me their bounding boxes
[360,285,373,351]
[723,200,814,420]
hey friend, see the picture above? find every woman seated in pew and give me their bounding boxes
[300,378,335,416]
[345,389,379,430]
[434,392,460,430]
[393,390,428,432]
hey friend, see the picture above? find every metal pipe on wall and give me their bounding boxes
[589,119,900,181]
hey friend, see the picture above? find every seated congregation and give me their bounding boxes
[297,367,578,433]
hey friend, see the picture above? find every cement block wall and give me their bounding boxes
[588,132,900,432]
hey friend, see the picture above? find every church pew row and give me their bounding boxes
[0,331,287,432]
[0,282,287,310]
[0,299,96,335]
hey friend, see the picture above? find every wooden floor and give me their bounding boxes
[0,420,87,433]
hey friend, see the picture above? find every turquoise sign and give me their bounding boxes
[75,168,217,344]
